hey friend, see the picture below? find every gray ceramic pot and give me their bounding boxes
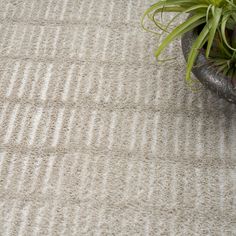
[181,28,236,104]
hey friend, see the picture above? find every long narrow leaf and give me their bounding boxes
[154,14,206,58]
[206,7,222,57]
[186,20,213,82]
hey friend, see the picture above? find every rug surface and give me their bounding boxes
[0,0,236,235]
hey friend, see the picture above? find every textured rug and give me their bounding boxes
[0,0,236,235]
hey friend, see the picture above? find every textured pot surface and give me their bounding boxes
[181,29,236,104]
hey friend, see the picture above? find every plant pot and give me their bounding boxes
[181,28,236,104]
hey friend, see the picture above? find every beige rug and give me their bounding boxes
[0,0,236,235]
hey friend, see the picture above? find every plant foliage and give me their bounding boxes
[142,0,236,84]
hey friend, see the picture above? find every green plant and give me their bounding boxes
[209,26,236,84]
[142,0,236,84]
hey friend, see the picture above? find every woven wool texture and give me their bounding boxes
[0,0,236,235]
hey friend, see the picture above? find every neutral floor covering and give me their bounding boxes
[0,0,236,235]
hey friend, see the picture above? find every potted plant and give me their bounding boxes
[142,0,236,103]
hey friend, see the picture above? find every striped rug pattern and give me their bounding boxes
[0,0,236,235]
